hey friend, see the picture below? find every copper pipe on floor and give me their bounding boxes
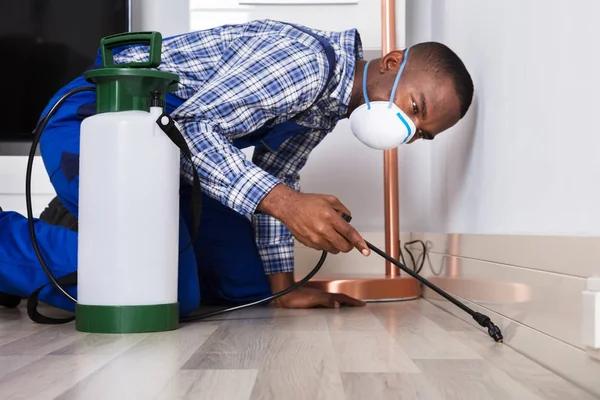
[381,0,400,277]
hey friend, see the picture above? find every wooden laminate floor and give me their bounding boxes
[0,299,596,400]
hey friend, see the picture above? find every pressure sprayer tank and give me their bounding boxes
[75,32,181,333]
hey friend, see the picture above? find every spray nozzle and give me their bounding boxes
[150,91,165,108]
[473,312,504,342]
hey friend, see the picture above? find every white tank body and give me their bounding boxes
[77,107,180,306]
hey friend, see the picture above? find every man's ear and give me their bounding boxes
[379,50,405,73]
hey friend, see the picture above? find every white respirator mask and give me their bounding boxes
[349,48,416,150]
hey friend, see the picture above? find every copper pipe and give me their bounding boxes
[381,0,396,53]
[384,151,399,277]
[445,233,461,278]
[381,0,400,277]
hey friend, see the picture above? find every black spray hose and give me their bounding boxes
[186,214,505,344]
[26,86,96,304]
[364,240,503,342]
[25,88,503,343]
[179,251,328,321]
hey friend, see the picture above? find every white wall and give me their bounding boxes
[0,157,55,217]
[188,0,391,51]
[401,0,600,236]
[402,3,600,394]
[131,0,191,37]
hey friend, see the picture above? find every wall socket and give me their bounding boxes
[582,276,600,359]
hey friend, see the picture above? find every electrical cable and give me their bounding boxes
[419,239,444,276]
[402,239,426,274]
[25,89,503,343]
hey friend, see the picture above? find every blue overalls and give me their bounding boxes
[0,25,335,317]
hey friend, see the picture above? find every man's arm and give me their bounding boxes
[172,34,330,216]
[251,129,327,290]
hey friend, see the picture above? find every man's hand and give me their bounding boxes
[273,287,366,309]
[267,272,365,309]
[257,184,370,256]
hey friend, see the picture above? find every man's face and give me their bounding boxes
[368,51,463,143]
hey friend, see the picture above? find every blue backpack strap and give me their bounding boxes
[287,23,336,100]
[231,25,337,152]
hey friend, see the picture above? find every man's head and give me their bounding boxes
[347,41,473,145]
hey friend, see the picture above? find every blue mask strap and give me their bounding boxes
[363,60,371,109]
[388,47,410,108]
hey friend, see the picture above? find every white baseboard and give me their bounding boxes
[427,295,600,398]
[410,232,600,397]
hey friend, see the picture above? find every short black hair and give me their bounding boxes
[408,42,474,118]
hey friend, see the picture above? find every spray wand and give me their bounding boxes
[337,214,503,342]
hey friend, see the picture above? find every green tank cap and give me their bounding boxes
[84,31,179,113]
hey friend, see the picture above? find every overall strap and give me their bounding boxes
[230,25,338,152]
[286,23,337,99]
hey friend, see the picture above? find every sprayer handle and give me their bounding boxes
[100,31,162,69]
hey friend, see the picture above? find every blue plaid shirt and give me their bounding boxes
[114,19,363,275]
